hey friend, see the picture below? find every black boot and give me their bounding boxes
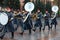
[29,29,31,35]
[55,24,56,29]
[11,32,14,39]
[43,26,45,31]
[0,35,4,39]
[33,28,36,32]
[48,25,50,30]
[20,32,24,35]
[39,27,41,32]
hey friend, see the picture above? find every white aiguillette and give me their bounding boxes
[0,12,8,25]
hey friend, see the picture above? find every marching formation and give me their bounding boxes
[0,8,58,39]
[0,2,58,40]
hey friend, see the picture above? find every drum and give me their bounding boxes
[0,12,8,38]
[0,12,8,25]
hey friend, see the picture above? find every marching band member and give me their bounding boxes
[0,8,6,39]
[43,10,50,31]
[51,12,57,29]
[16,10,24,35]
[5,7,14,39]
[14,10,23,31]
[34,9,43,31]
[23,11,33,34]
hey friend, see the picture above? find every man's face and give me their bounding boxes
[46,11,48,13]
[38,10,40,12]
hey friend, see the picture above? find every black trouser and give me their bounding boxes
[51,18,57,29]
[43,19,50,30]
[29,29,31,34]
[39,26,42,31]
[51,24,57,29]
[43,24,50,30]
[0,35,4,39]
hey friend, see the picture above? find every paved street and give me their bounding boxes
[0,18,60,40]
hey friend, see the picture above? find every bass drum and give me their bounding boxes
[0,12,8,39]
[0,12,8,25]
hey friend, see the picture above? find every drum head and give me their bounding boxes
[0,12,8,25]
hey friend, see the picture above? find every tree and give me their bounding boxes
[39,2,45,14]
[22,0,30,10]
[45,1,52,14]
[13,0,20,10]
[32,1,37,13]
[36,0,45,14]
[54,0,60,16]
[24,0,30,4]
[3,0,20,10]
[0,0,4,7]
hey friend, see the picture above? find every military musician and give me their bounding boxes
[43,10,50,31]
[34,9,43,31]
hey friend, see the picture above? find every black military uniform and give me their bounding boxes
[23,13,33,34]
[34,12,43,31]
[51,17,57,29]
[5,11,14,39]
[15,13,24,35]
[0,11,6,39]
[43,13,50,31]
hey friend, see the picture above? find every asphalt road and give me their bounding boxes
[0,18,60,40]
